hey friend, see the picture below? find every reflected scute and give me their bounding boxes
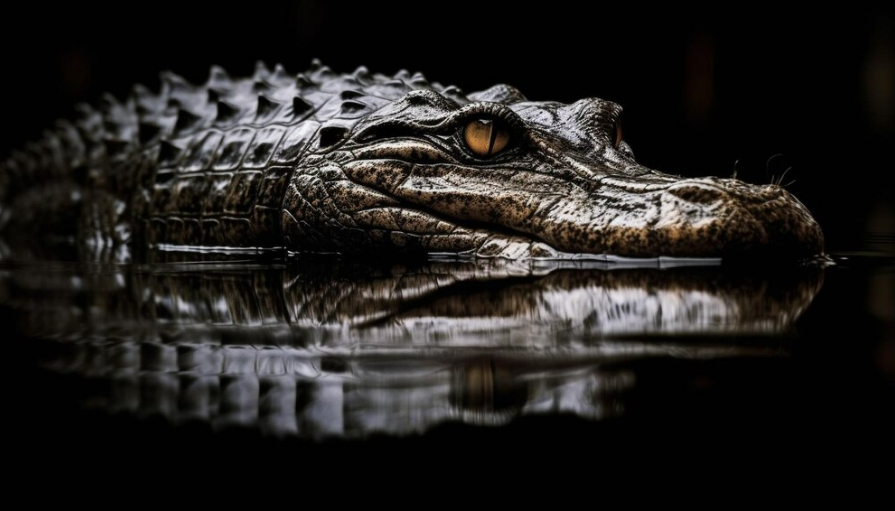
[2,259,824,439]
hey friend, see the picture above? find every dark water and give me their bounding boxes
[0,257,895,441]
[3,252,893,464]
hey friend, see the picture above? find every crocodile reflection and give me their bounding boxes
[6,260,823,437]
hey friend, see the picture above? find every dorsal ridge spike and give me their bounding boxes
[160,70,190,88]
[319,125,348,148]
[410,72,429,87]
[138,122,162,144]
[295,73,314,89]
[207,65,231,88]
[253,79,273,92]
[99,92,120,109]
[173,108,202,134]
[311,64,334,79]
[256,94,282,117]
[157,140,183,166]
[340,100,366,113]
[206,88,222,103]
[384,80,409,91]
[254,60,270,80]
[292,96,313,116]
[131,83,153,99]
[215,100,239,122]
[271,63,289,82]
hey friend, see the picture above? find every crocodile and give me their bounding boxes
[0,61,824,261]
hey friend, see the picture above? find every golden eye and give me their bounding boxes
[464,118,510,157]
[614,121,623,149]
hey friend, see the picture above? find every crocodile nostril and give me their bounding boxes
[666,185,724,204]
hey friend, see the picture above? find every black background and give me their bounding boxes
[2,2,893,486]
[1,3,893,252]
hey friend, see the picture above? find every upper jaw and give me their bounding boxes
[335,137,824,260]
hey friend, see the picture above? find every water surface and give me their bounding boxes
[6,255,867,441]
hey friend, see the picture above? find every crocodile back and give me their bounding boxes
[0,61,462,251]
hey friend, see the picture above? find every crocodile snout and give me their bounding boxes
[658,178,824,259]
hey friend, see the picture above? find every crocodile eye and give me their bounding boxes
[464,118,510,157]
[614,121,623,149]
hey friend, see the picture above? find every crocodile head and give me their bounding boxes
[283,83,824,260]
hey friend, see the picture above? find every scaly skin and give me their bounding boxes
[0,61,824,260]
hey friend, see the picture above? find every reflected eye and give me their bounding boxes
[614,121,623,149]
[463,118,510,157]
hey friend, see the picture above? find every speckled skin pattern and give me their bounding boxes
[0,61,824,260]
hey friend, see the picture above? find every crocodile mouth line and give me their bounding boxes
[354,202,551,248]
[352,203,725,266]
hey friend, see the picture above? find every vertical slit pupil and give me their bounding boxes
[464,118,508,157]
[486,121,498,155]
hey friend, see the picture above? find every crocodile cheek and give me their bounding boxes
[341,160,413,194]
[383,166,583,227]
[347,205,561,258]
[340,160,599,257]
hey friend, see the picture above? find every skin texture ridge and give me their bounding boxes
[0,61,824,260]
